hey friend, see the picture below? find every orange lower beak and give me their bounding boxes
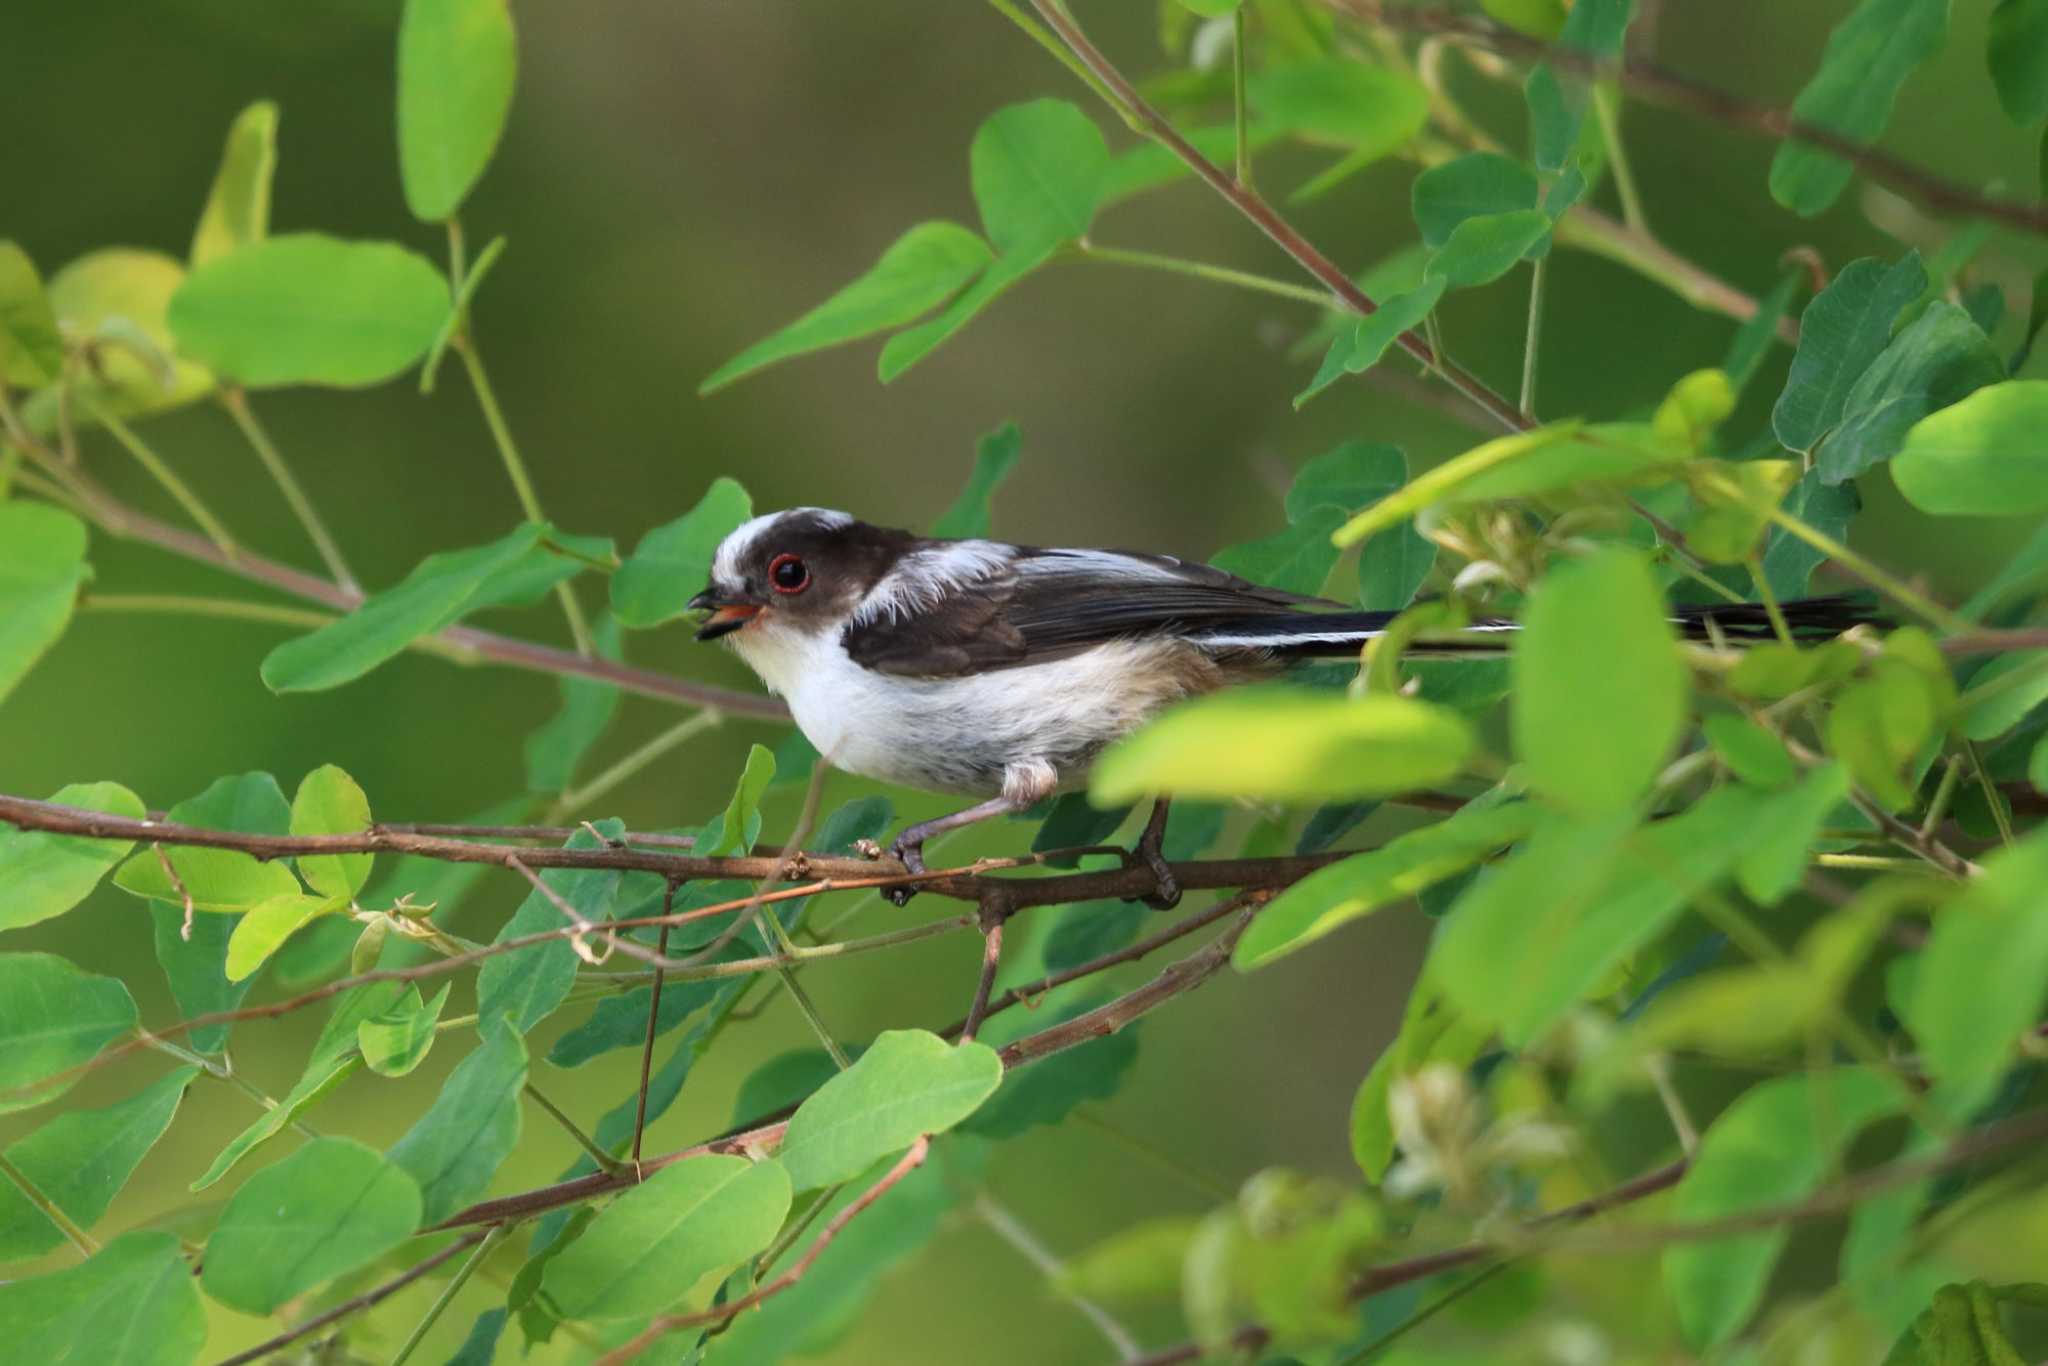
[695,603,762,640]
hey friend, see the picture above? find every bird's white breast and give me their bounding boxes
[728,619,1217,797]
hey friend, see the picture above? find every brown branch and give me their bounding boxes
[213,1226,492,1366]
[95,500,789,720]
[962,896,1009,1043]
[1333,1,2048,238]
[633,888,677,1164]
[594,1137,933,1365]
[1023,0,1531,436]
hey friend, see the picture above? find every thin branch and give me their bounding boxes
[977,1193,1142,1361]
[218,387,359,595]
[596,1137,932,1364]
[212,1227,490,1366]
[633,885,676,1164]
[386,1223,509,1366]
[525,1083,622,1174]
[961,896,1009,1043]
[1332,1,2048,239]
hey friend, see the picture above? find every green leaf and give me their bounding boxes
[1433,788,1761,1045]
[932,422,1022,539]
[419,233,505,393]
[962,992,1137,1137]
[704,1150,959,1362]
[1484,0,1567,38]
[1279,442,1433,608]
[1177,0,1242,13]
[114,772,300,913]
[700,223,992,394]
[1351,992,1494,1179]
[1894,380,2048,516]
[189,984,400,1190]
[1512,548,1685,811]
[1763,470,1859,602]
[1059,1217,1203,1305]
[201,1136,422,1314]
[546,900,748,1068]
[700,744,776,859]
[0,241,63,386]
[1991,0,2048,123]
[1295,278,1445,407]
[1769,0,1951,216]
[190,101,278,266]
[972,99,1110,254]
[26,248,214,428]
[447,1307,508,1366]
[1962,650,2048,739]
[1249,59,1429,162]
[525,613,623,794]
[611,477,752,628]
[0,502,90,707]
[1820,301,2004,483]
[1525,0,1635,167]
[777,1029,1002,1190]
[125,774,291,1053]
[543,1155,791,1320]
[357,983,451,1077]
[877,245,1053,382]
[1703,714,1798,789]
[0,1066,198,1262]
[1735,763,1852,903]
[1907,826,2048,1109]
[261,523,544,690]
[0,954,138,1114]
[291,763,373,900]
[1664,1070,1902,1346]
[1212,507,1345,597]
[477,821,630,1033]
[1329,422,1585,545]
[1889,1281,2037,1364]
[1235,802,1539,970]
[168,234,450,387]
[225,892,344,982]
[1685,458,1800,563]
[1411,153,1538,250]
[732,1048,849,1128]
[1773,253,1929,454]
[1425,210,1551,289]
[398,0,517,220]
[0,1232,205,1366]
[0,780,143,932]
[1653,369,1738,454]
[1723,269,1803,398]
[388,1017,528,1224]
[1091,687,1474,805]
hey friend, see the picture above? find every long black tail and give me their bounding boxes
[1188,594,1877,660]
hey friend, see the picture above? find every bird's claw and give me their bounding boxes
[1121,839,1181,911]
[884,839,924,908]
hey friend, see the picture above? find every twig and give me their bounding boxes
[0,1151,98,1258]
[633,886,676,1164]
[386,1223,509,1366]
[961,894,1010,1042]
[595,1137,933,1364]
[525,1083,621,1174]
[977,1193,1142,1361]
[212,1228,489,1366]
[219,387,359,595]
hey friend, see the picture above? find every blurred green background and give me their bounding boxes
[5,1,2045,1360]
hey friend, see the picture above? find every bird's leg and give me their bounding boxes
[1125,796,1181,911]
[884,794,1025,907]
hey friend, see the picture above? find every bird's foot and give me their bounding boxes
[1122,835,1180,911]
[884,837,926,907]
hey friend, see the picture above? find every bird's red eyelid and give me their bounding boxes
[767,553,811,594]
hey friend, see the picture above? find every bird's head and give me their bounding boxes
[689,508,910,642]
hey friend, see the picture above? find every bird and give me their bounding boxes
[688,507,1868,908]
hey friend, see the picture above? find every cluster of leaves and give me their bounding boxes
[7,0,2048,1364]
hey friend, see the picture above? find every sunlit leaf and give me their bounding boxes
[1703,714,1797,789]
[0,780,142,932]
[1773,253,1928,454]
[1091,687,1474,805]
[357,982,451,1077]
[1512,548,1685,811]
[1664,1069,1901,1346]
[201,1137,422,1314]
[0,1232,204,1366]
[113,772,300,913]
[291,763,373,900]
[1769,0,1951,216]
[611,477,752,628]
[0,502,89,710]
[1249,59,1428,163]
[190,101,277,266]
[971,100,1110,255]
[0,241,63,386]
[0,1066,198,1262]
[1894,380,2048,516]
[224,892,343,982]
[26,248,214,428]
[398,0,518,222]
[700,223,991,394]
[777,1029,1002,1190]
[542,1155,791,1320]
[1330,422,1586,545]
[0,953,138,1114]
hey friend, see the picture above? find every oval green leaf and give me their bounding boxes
[542,1154,792,1320]
[200,1137,423,1314]
[292,763,373,899]
[0,1232,205,1366]
[777,1029,1002,1191]
[1092,688,1474,805]
[970,100,1110,255]
[1893,380,2048,517]
[191,101,278,266]
[611,478,753,628]
[398,0,518,222]
[168,233,450,387]
[0,954,138,1114]
[0,780,143,933]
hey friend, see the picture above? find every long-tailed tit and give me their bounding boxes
[690,507,1866,906]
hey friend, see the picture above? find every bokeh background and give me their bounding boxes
[5,2,2045,1361]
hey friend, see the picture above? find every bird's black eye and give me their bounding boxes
[768,553,810,594]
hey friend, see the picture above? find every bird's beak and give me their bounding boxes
[689,587,763,641]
